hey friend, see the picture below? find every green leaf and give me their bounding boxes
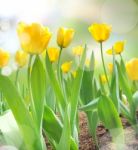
[70,45,86,135]
[110,62,120,111]
[80,70,94,105]
[31,55,46,129]
[43,105,63,143]
[43,105,78,150]
[79,98,99,111]
[46,86,56,111]
[120,101,132,123]
[89,51,95,71]
[86,110,99,148]
[92,78,99,98]
[98,95,124,149]
[45,52,66,118]
[99,74,106,94]
[120,57,127,77]
[0,75,44,150]
[63,75,73,99]
[57,105,71,150]
[117,62,137,124]
[0,110,23,149]
[133,91,138,111]
[117,62,133,103]
[80,58,99,147]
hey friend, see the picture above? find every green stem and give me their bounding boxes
[100,42,110,89]
[28,55,33,86]
[27,55,36,121]
[57,47,63,67]
[15,68,20,86]
[57,46,63,83]
[119,53,123,60]
[57,47,68,102]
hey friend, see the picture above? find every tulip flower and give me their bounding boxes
[15,50,28,67]
[72,45,83,56]
[88,23,111,42]
[88,23,111,89]
[126,58,138,81]
[61,61,72,73]
[17,22,52,54]
[106,41,125,55]
[57,27,75,48]
[0,49,10,68]
[47,47,59,63]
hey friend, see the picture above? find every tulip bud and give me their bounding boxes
[57,27,75,48]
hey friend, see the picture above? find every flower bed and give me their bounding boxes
[0,22,138,150]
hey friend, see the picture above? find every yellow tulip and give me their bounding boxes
[57,27,75,48]
[126,58,138,81]
[0,49,10,68]
[15,50,28,67]
[47,47,59,63]
[17,22,52,54]
[61,61,72,73]
[106,41,125,55]
[108,63,113,73]
[100,74,107,84]
[88,23,111,42]
[72,45,83,56]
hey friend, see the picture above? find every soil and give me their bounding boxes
[46,112,138,150]
[79,112,138,150]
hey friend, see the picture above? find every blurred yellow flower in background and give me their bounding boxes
[61,61,72,73]
[17,22,52,54]
[126,58,138,81]
[47,47,59,63]
[15,50,28,67]
[108,63,113,73]
[71,71,77,78]
[106,41,125,55]
[57,27,75,48]
[100,74,107,84]
[85,58,90,67]
[85,58,98,68]
[88,23,111,42]
[72,45,83,56]
[0,49,10,68]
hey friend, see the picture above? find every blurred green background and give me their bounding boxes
[0,0,138,75]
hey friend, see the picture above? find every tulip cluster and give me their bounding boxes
[0,22,138,150]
